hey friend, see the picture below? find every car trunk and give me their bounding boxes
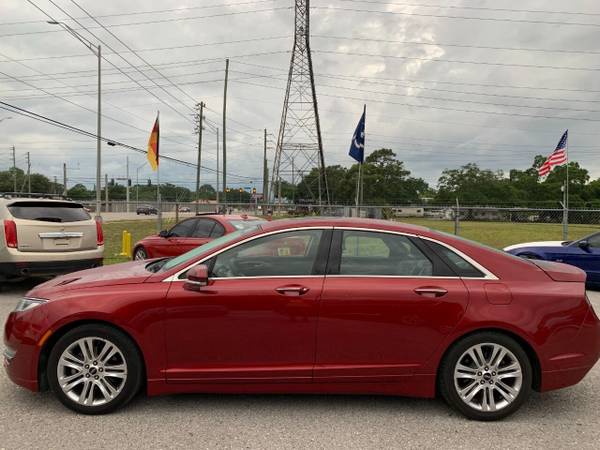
[528,259,587,283]
[9,201,98,252]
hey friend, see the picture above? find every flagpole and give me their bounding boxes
[563,130,569,240]
[355,162,361,217]
[156,111,162,233]
[360,104,365,210]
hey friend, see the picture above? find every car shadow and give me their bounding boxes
[0,277,48,294]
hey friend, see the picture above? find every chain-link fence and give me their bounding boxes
[86,200,600,224]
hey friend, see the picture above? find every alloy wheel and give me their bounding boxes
[453,342,523,412]
[133,248,147,260]
[56,337,128,407]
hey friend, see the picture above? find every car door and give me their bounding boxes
[164,228,331,383]
[154,219,198,257]
[315,229,469,383]
[176,219,219,254]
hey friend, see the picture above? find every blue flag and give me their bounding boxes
[349,108,365,163]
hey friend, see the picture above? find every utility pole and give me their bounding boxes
[53,176,57,194]
[195,101,204,215]
[263,129,268,206]
[105,173,109,213]
[216,128,220,206]
[222,58,229,210]
[25,152,31,193]
[12,145,16,192]
[126,156,130,213]
[63,163,67,196]
[47,22,102,220]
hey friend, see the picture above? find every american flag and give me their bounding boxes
[538,130,568,177]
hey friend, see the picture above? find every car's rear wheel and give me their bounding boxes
[439,332,532,421]
[47,324,143,414]
[133,247,147,260]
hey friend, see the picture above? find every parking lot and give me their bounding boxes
[1,281,599,449]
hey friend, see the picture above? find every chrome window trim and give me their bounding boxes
[163,226,333,282]
[417,235,499,280]
[163,225,498,282]
[332,226,498,280]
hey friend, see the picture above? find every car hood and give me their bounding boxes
[504,241,567,252]
[27,260,156,299]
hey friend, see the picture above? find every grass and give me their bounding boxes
[101,217,600,265]
[103,219,174,265]
[400,218,600,249]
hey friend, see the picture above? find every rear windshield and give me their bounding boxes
[228,219,267,230]
[8,201,90,222]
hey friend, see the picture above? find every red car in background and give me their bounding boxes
[4,218,600,419]
[132,214,265,260]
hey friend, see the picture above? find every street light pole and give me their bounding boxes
[48,21,101,220]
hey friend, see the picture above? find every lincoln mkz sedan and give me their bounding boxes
[4,218,600,420]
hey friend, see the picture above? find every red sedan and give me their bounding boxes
[4,218,600,420]
[131,214,265,260]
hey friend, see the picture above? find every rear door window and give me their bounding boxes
[338,230,433,276]
[192,219,216,238]
[169,219,198,237]
[8,202,90,222]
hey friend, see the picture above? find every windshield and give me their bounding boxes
[161,225,260,272]
[228,219,267,230]
[8,201,90,222]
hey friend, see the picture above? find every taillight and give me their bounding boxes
[96,219,104,246]
[4,219,17,248]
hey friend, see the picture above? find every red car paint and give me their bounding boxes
[4,218,600,401]
[133,214,264,258]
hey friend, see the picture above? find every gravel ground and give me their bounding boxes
[1,281,599,449]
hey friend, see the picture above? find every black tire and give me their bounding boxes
[133,246,148,260]
[439,331,532,421]
[47,324,143,415]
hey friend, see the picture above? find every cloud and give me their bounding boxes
[1,0,599,194]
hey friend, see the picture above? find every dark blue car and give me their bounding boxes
[504,232,600,288]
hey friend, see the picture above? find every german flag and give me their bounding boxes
[147,114,159,171]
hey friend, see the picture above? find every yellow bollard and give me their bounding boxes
[119,230,132,257]
[126,231,132,258]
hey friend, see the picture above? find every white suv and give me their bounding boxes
[0,195,104,281]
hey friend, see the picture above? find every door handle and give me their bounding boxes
[414,287,448,298]
[275,286,310,296]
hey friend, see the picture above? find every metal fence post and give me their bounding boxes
[454,197,460,235]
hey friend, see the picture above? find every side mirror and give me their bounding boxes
[578,240,590,250]
[184,265,209,291]
[158,229,169,238]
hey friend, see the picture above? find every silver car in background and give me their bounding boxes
[0,194,103,281]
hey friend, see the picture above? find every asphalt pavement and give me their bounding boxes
[1,281,599,449]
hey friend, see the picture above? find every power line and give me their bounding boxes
[0,5,292,38]
[314,49,600,72]
[0,0,287,26]
[229,68,600,106]
[41,0,196,123]
[231,79,600,123]
[0,101,258,180]
[69,0,207,109]
[0,35,290,63]
[313,34,600,56]
[312,5,600,28]
[231,59,600,95]
[336,0,600,18]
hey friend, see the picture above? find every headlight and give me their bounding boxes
[14,297,47,313]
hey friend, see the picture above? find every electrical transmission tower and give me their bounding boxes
[271,0,329,206]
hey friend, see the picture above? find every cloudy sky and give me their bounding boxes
[1,0,600,193]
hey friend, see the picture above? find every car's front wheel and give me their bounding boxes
[133,247,148,260]
[439,332,532,421]
[47,324,143,414]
